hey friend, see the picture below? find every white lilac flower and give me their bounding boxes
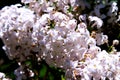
[87,61,102,79]
[66,19,77,31]
[27,69,34,77]
[107,2,118,16]
[21,0,36,4]
[77,22,90,36]
[95,33,108,45]
[88,16,103,29]
[79,14,87,23]
[81,69,90,80]
[116,13,120,23]
[0,72,5,79]
[0,72,12,80]
[69,60,78,68]
[0,0,120,80]
[87,37,96,46]
[112,39,119,46]
[39,13,50,26]
[14,67,26,80]
[56,0,68,10]
[45,6,54,13]
[87,45,101,58]
[51,11,69,22]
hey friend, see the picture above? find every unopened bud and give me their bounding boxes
[113,39,119,46]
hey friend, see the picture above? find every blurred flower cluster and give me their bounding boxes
[0,72,12,80]
[0,0,120,80]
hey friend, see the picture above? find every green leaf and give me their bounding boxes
[117,33,120,39]
[39,65,47,78]
[0,61,15,71]
[67,5,73,13]
[61,75,65,80]
[48,72,54,80]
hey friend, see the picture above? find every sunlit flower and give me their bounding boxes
[0,0,120,80]
[112,39,119,46]
[95,33,108,45]
[21,0,36,4]
[66,19,77,31]
[107,2,118,16]
[0,72,5,79]
[88,16,103,29]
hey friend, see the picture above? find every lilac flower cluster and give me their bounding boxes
[0,0,120,80]
[0,72,11,80]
